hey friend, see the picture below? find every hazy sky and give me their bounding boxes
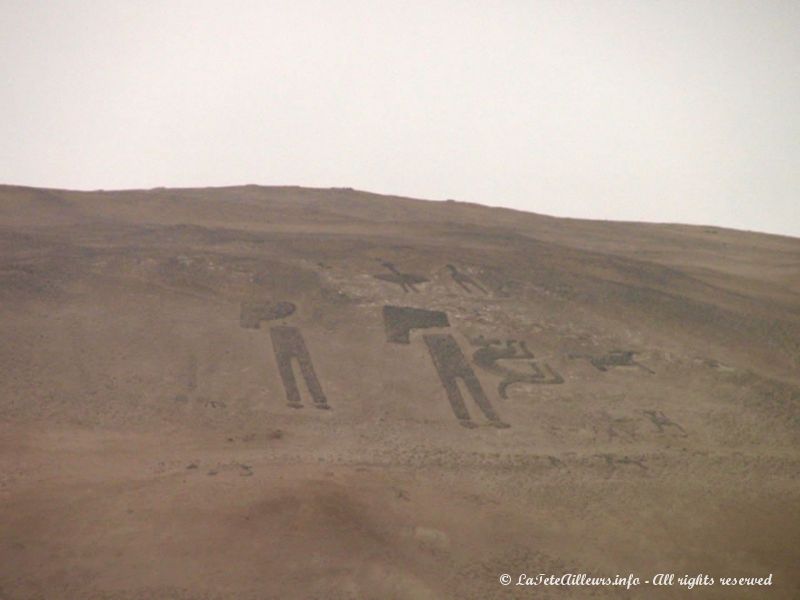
[2,1,798,236]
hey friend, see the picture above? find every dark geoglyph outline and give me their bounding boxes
[445,264,487,294]
[569,350,655,374]
[382,304,508,428]
[239,300,296,329]
[382,305,449,344]
[470,337,564,398]
[239,300,329,410]
[269,325,329,410]
[373,261,429,293]
[423,334,510,429]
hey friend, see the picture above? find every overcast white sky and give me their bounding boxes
[1,1,798,236]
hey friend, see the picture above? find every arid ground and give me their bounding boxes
[1,184,799,599]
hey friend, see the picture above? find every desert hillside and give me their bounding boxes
[1,184,799,599]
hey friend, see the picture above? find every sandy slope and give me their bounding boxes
[1,184,799,599]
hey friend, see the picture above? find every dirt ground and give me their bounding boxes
[1,184,799,599]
